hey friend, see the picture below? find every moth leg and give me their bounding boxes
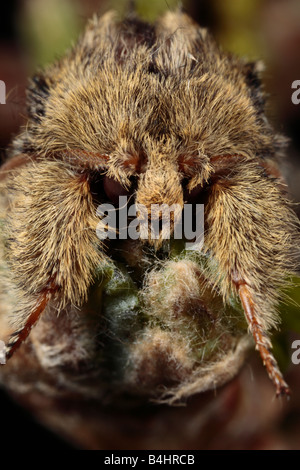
[232,273,290,397]
[2,160,103,360]
[205,156,297,396]
[5,281,58,359]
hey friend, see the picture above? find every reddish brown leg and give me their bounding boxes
[5,282,57,360]
[233,275,290,397]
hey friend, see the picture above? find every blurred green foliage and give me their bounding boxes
[17,0,269,70]
[212,0,264,59]
[280,277,300,333]
[111,0,180,22]
[273,277,300,371]
[18,0,82,70]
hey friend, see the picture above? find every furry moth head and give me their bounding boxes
[0,10,299,404]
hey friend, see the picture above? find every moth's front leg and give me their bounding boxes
[205,157,298,396]
[5,280,57,359]
[2,159,103,359]
[231,273,290,396]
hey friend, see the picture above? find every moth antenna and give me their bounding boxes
[233,275,290,397]
[5,281,57,360]
[0,153,38,182]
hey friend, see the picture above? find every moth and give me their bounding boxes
[0,10,298,402]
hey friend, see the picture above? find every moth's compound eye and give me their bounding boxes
[103,176,132,205]
[89,173,137,206]
[182,179,204,204]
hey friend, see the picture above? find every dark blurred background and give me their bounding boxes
[0,0,300,450]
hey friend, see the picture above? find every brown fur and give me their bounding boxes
[0,10,298,397]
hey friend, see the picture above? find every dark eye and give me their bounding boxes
[182,179,204,203]
[103,176,132,205]
[90,173,137,205]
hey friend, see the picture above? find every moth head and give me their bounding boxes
[3,10,296,406]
